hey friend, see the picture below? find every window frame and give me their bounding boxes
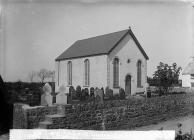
[113,57,119,88]
[67,61,72,86]
[137,60,142,88]
[84,59,90,86]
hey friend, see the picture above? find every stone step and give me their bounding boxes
[39,121,52,129]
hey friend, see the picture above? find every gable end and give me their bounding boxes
[129,30,149,60]
[107,29,149,60]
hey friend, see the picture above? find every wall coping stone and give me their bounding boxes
[46,114,65,118]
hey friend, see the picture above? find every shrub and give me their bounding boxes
[119,88,125,100]
[101,87,105,99]
[76,85,82,100]
[80,89,85,101]
[105,87,113,100]
[113,94,120,100]
[69,86,77,100]
[105,86,109,95]
[80,88,89,101]
[69,86,74,96]
[90,87,95,97]
[84,88,89,99]
[94,88,103,103]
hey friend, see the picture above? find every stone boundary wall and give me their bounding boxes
[13,104,58,128]
[13,93,194,129]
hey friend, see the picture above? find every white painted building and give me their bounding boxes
[55,28,149,95]
[180,58,194,88]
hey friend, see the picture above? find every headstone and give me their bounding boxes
[56,84,67,104]
[94,88,103,103]
[41,83,53,106]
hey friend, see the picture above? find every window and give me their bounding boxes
[137,60,142,87]
[191,82,194,87]
[113,58,119,88]
[84,59,90,86]
[67,61,72,85]
[58,61,60,86]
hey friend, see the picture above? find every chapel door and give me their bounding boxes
[125,75,131,95]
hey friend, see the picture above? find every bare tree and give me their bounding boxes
[28,71,36,82]
[37,69,49,83]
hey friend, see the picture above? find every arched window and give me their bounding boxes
[137,60,142,87]
[84,59,90,86]
[113,58,119,88]
[67,61,72,85]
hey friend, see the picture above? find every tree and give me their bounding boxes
[37,69,49,83]
[153,62,181,95]
[28,71,36,82]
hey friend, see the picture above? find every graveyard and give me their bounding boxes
[12,82,194,131]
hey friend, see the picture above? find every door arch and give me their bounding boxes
[125,75,131,95]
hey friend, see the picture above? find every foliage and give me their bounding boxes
[119,88,125,100]
[69,86,76,100]
[153,62,182,95]
[76,85,82,100]
[5,82,49,104]
[113,94,120,100]
[80,89,85,101]
[147,76,158,86]
[37,69,50,83]
[84,88,89,99]
[90,87,95,97]
[37,69,55,83]
[105,86,113,100]
[101,87,105,98]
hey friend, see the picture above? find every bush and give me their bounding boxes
[80,89,85,101]
[69,86,77,100]
[76,85,82,100]
[69,86,74,96]
[80,88,89,101]
[119,88,125,100]
[101,87,105,99]
[113,94,120,100]
[105,86,109,95]
[84,88,89,99]
[90,87,95,97]
[105,87,113,100]
[94,88,103,103]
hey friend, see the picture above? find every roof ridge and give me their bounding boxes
[76,29,129,42]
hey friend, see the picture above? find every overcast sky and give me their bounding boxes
[0,0,193,82]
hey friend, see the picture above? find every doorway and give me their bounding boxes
[125,75,131,95]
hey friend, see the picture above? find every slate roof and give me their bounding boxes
[182,58,194,75]
[55,28,149,61]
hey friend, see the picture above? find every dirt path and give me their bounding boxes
[134,115,194,133]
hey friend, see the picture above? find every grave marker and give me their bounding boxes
[41,83,53,106]
[56,84,67,104]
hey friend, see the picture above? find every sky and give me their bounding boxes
[0,0,193,82]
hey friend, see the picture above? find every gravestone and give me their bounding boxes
[41,83,53,106]
[56,84,67,104]
[94,88,103,103]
